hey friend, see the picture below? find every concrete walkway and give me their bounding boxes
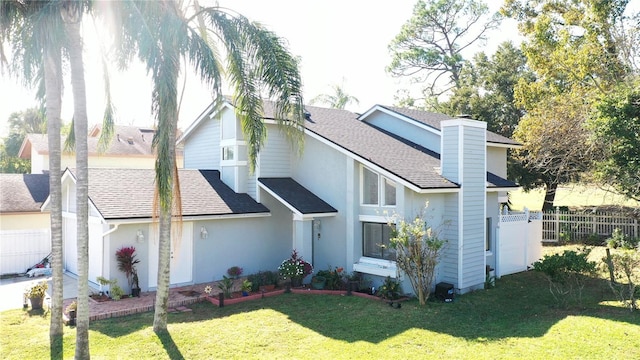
[0,272,79,312]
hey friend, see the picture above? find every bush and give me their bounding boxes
[532,248,597,307]
[315,266,345,290]
[389,205,446,305]
[607,228,639,250]
[603,249,640,311]
[377,276,402,300]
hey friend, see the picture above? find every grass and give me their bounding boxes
[2,250,640,359]
[509,184,640,211]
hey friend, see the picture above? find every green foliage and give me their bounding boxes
[110,283,125,301]
[606,228,639,250]
[217,276,234,299]
[389,204,446,305]
[377,276,402,300]
[603,249,640,311]
[532,248,597,307]
[25,281,48,299]
[310,83,359,110]
[590,85,640,202]
[315,266,346,290]
[241,280,252,293]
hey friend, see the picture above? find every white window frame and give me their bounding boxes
[360,166,397,208]
[220,139,247,166]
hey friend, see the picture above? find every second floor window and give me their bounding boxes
[361,166,396,206]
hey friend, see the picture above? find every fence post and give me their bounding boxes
[555,207,560,242]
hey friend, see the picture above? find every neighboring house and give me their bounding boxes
[18,124,184,174]
[56,100,541,295]
[0,174,51,274]
[0,124,184,276]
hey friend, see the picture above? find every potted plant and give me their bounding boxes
[241,279,252,296]
[311,275,326,290]
[278,249,313,288]
[25,281,48,310]
[115,246,140,297]
[66,301,77,325]
[131,270,141,297]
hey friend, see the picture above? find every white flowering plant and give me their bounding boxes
[278,249,313,281]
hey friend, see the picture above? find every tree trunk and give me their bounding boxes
[152,49,179,333]
[66,10,91,359]
[542,182,558,212]
[44,30,64,353]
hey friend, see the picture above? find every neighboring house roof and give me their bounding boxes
[0,174,50,213]
[487,173,518,189]
[366,105,521,147]
[258,178,338,218]
[64,168,268,220]
[19,125,163,159]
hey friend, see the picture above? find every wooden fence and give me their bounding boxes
[542,208,639,243]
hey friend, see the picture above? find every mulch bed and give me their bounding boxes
[178,290,201,297]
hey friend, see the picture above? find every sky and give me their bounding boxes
[0,0,520,137]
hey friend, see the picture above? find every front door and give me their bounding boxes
[148,222,193,288]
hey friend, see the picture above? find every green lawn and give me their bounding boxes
[509,184,640,211]
[2,255,639,359]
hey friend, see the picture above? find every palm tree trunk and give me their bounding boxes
[44,29,64,353]
[152,45,179,333]
[65,8,90,359]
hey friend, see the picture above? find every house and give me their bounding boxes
[56,100,541,295]
[0,124,184,276]
[0,174,51,275]
[18,124,184,174]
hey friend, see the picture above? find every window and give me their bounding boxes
[363,222,395,260]
[383,178,396,206]
[362,167,378,205]
[222,146,234,161]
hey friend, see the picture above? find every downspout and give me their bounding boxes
[99,223,120,293]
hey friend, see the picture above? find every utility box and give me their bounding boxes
[435,282,454,302]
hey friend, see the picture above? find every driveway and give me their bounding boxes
[0,273,78,312]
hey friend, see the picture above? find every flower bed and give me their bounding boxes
[204,286,409,307]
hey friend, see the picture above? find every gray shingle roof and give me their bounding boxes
[77,168,268,220]
[21,125,157,158]
[261,104,458,190]
[487,173,518,188]
[258,178,337,215]
[380,106,521,146]
[238,100,518,190]
[0,174,49,212]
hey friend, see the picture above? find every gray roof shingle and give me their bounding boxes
[258,178,337,215]
[0,174,50,213]
[76,168,268,220]
[380,106,521,146]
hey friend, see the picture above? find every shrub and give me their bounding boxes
[607,228,639,250]
[389,205,446,305]
[316,266,345,290]
[227,266,243,279]
[217,276,234,298]
[115,246,140,291]
[603,249,640,311]
[532,248,597,307]
[377,276,402,300]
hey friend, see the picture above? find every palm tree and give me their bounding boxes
[311,83,359,110]
[107,0,305,332]
[61,1,91,357]
[1,1,66,352]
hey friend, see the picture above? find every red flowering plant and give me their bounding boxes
[278,249,313,283]
[115,246,140,291]
[227,266,243,279]
[316,266,346,290]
